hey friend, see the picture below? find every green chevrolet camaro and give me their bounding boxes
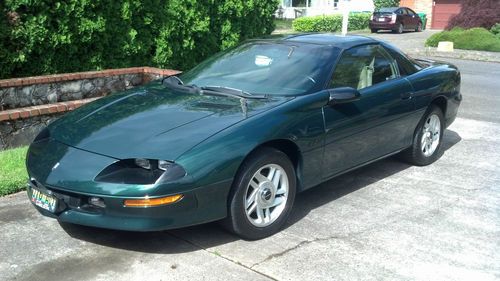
[26,34,461,240]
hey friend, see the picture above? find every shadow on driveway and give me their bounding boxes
[60,129,462,253]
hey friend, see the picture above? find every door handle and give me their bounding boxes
[400,92,413,100]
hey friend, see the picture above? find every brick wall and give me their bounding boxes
[0,67,179,149]
[400,0,433,29]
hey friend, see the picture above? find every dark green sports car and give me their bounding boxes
[26,34,461,240]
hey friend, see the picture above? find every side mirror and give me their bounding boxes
[327,87,361,105]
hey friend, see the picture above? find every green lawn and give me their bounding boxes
[0,146,28,196]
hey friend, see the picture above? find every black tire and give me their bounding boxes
[393,23,403,34]
[399,105,445,166]
[222,147,296,240]
[415,22,422,32]
[371,28,378,33]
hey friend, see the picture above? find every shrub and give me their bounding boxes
[292,13,371,32]
[447,0,500,30]
[425,27,500,52]
[491,23,500,38]
[373,0,400,10]
[0,0,278,79]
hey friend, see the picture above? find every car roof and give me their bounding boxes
[279,33,379,49]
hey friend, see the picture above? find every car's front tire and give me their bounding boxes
[223,147,296,240]
[400,105,444,166]
[371,28,378,33]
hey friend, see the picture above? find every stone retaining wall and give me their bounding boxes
[0,67,178,150]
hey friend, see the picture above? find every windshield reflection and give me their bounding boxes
[180,41,340,96]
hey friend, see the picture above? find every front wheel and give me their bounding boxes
[371,28,378,33]
[223,147,296,240]
[399,105,444,166]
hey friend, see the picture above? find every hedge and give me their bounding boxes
[491,23,500,38]
[0,0,278,79]
[292,13,371,33]
[425,27,500,52]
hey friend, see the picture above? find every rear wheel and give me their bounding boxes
[393,23,403,34]
[399,105,444,166]
[223,147,296,240]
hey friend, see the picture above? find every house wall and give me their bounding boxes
[278,0,374,19]
[400,0,433,29]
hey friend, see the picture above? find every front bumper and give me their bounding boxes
[26,138,233,231]
[27,178,232,231]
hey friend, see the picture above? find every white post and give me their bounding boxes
[341,0,350,36]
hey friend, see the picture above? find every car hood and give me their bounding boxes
[48,82,291,160]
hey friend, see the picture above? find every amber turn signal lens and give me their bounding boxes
[124,194,183,207]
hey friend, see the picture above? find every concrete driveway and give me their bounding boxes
[1,58,500,281]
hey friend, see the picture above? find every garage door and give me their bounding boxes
[432,0,461,29]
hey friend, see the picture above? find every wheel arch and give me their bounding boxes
[431,95,447,116]
[410,96,447,141]
[238,139,303,190]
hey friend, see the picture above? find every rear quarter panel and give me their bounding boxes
[405,62,461,127]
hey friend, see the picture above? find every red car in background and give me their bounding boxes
[369,7,423,34]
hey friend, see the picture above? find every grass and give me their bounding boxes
[425,27,500,52]
[0,146,28,196]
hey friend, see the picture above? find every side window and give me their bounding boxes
[407,9,416,16]
[330,45,398,90]
[383,45,418,76]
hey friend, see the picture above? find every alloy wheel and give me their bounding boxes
[244,164,289,227]
[421,114,441,157]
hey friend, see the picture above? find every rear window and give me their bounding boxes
[382,45,420,76]
[378,7,398,13]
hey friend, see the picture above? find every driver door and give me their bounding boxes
[322,44,415,179]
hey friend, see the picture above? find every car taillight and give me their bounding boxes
[391,14,397,23]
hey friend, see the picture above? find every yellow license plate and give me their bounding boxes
[30,187,58,213]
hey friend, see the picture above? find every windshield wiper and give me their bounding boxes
[162,76,267,100]
[162,75,199,94]
[200,86,267,99]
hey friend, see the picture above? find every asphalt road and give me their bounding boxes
[1,58,499,281]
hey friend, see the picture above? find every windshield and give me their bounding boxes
[179,42,339,96]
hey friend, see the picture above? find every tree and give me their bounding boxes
[373,0,401,10]
[447,0,500,30]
